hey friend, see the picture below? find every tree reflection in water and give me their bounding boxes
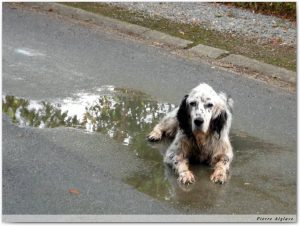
[3,86,176,200]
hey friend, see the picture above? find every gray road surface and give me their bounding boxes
[2,4,296,218]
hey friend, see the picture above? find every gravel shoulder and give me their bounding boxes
[112,2,296,46]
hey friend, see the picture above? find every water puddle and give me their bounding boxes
[2,85,296,214]
[2,86,175,146]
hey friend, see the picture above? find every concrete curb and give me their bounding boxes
[188,44,296,84]
[189,44,229,59]
[141,30,192,48]
[26,3,150,35]
[220,54,296,83]
[24,2,192,49]
[22,2,296,84]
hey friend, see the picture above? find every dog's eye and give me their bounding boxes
[190,101,196,107]
[206,103,214,108]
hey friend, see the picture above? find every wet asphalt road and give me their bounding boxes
[2,4,297,217]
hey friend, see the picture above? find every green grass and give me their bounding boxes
[62,3,296,71]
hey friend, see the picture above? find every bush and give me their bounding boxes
[223,2,296,21]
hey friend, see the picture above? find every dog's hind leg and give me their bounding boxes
[147,117,178,142]
[147,108,178,142]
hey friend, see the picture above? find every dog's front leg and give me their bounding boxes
[209,137,233,184]
[210,153,232,184]
[164,135,195,184]
[176,157,195,184]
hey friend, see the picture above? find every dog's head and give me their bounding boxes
[177,83,233,139]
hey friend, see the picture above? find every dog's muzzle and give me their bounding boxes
[194,117,204,127]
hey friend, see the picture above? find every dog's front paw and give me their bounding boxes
[210,168,227,184]
[178,171,195,184]
[147,130,162,142]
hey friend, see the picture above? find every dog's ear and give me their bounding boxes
[177,95,192,137]
[226,95,234,113]
[211,110,227,139]
[219,92,233,113]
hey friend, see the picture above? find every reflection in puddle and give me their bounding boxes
[2,86,175,147]
[3,86,295,213]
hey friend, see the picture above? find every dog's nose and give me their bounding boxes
[194,118,204,127]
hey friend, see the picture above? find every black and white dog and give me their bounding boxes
[148,83,233,184]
